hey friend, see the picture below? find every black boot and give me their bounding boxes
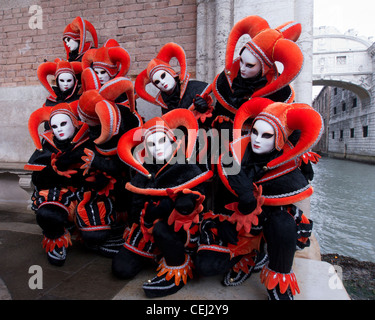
[222,251,268,286]
[143,254,193,298]
[47,245,67,267]
[42,230,71,267]
[267,285,294,300]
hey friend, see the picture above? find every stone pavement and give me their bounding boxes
[0,210,350,301]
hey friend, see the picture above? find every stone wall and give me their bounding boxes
[328,87,375,161]
[0,0,198,87]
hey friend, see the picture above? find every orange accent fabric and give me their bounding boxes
[232,252,257,274]
[225,184,264,233]
[156,255,194,286]
[166,189,205,232]
[227,232,263,258]
[260,265,300,295]
[125,170,213,196]
[42,229,72,253]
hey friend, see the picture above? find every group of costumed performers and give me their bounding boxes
[24,14,323,300]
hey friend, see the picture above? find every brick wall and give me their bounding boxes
[0,0,198,87]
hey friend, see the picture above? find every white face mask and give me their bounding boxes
[251,119,275,154]
[64,38,79,52]
[240,48,262,79]
[58,73,75,92]
[152,70,177,93]
[94,67,111,85]
[50,113,75,141]
[146,131,174,162]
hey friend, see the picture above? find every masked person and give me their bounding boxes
[211,15,303,126]
[63,17,98,62]
[135,42,214,128]
[196,98,323,300]
[112,109,213,298]
[82,39,134,105]
[37,58,83,109]
[73,74,142,256]
[24,102,90,266]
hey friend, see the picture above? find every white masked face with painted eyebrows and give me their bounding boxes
[146,131,174,162]
[152,70,177,93]
[58,73,75,92]
[64,38,79,52]
[240,48,262,79]
[94,67,111,85]
[251,119,275,154]
[50,113,75,141]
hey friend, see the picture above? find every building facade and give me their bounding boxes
[313,85,375,163]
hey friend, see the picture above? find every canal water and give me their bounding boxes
[310,157,375,263]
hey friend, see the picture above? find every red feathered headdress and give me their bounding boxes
[117,109,198,178]
[233,98,323,170]
[37,58,82,99]
[224,15,303,98]
[63,17,98,59]
[77,73,135,145]
[135,43,190,107]
[82,39,131,79]
[28,102,83,151]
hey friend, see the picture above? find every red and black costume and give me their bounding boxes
[37,58,83,108]
[135,42,214,127]
[24,103,90,266]
[82,39,134,105]
[63,17,98,62]
[75,74,142,255]
[112,109,213,298]
[211,16,303,126]
[196,98,323,299]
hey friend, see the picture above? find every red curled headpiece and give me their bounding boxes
[37,58,82,99]
[77,74,135,145]
[117,109,198,178]
[135,42,190,106]
[233,98,323,170]
[28,102,82,151]
[224,15,303,98]
[63,17,98,59]
[82,39,131,79]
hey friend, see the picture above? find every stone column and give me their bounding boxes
[213,0,232,75]
[294,0,314,104]
[196,0,233,82]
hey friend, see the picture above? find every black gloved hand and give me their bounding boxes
[227,167,254,198]
[85,173,110,191]
[237,196,258,215]
[217,220,238,245]
[174,192,200,215]
[193,95,209,113]
[55,149,84,171]
[145,198,174,223]
[300,161,314,181]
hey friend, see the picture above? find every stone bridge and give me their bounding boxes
[312,26,375,163]
[313,26,375,106]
